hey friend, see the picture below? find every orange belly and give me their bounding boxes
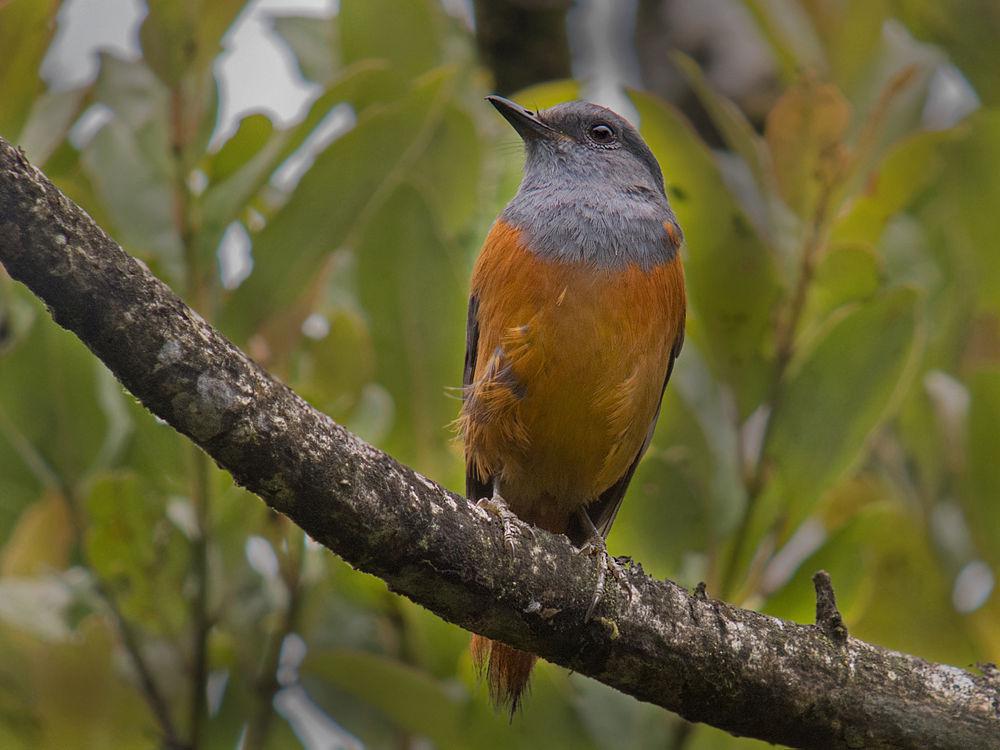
[460,221,685,531]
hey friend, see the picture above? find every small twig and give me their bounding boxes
[242,528,304,750]
[57,480,185,749]
[95,577,188,749]
[812,570,848,645]
[187,446,211,747]
[721,177,837,602]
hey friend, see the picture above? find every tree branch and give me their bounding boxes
[0,137,996,749]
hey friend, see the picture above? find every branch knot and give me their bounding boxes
[813,569,848,645]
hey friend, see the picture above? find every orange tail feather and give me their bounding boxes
[471,634,537,716]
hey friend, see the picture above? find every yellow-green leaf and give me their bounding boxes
[763,287,921,532]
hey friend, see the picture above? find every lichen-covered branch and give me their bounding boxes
[0,137,997,749]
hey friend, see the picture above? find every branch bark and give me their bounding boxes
[0,137,997,749]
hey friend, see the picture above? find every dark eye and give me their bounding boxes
[588,123,616,144]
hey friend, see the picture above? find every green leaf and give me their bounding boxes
[630,89,783,413]
[933,109,1000,315]
[140,0,245,85]
[338,0,442,101]
[206,113,275,184]
[354,185,465,479]
[139,0,198,87]
[833,129,954,246]
[760,287,921,538]
[408,103,482,236]
[764,75,851,218]
[510,80,582,109]
[762,493,890,625]
[84,473,188,635]
[198,61,390,266]
[0,302,120,498]
[879,216,942,300]
[0,0,60,139]
[204,62,385,192]
[0,492,72,576]
[292,302,375,420]
[221,68,455,342]
[0,278,37,356]
[198,664,252,750]
[846,508,981,667]
[964,370,1000,568]
[117,401,186,497]
[621,442,710,581]
[302,648,463,746]
[798,243,881,336]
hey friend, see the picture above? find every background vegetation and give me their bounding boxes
[0,0,998,748]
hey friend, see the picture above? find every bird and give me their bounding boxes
[458,95,686,715]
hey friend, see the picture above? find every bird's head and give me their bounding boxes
[487,95,666,198]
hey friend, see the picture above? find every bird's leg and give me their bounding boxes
[575,508,637,621]
[477,478,532,554]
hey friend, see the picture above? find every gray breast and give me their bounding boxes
[501,182,680,270]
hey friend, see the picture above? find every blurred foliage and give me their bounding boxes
[0,1,998,748]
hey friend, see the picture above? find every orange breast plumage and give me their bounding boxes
[459,220,685,532]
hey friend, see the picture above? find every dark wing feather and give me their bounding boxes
[464,294,491,503]
[572,328,685,545]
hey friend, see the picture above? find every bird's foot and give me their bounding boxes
[575,512,638,621]
[477,494,532,554]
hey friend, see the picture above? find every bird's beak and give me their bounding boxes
[486,95,558,141]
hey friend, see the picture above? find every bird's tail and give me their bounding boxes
[471,634,537,716]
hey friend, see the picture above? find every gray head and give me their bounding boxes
[488,96,681,269]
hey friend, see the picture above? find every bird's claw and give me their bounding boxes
[477,494,531,553]
[576,513,639,621]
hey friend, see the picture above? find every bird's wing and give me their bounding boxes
[463,294,492,504]
[576,327,685,544]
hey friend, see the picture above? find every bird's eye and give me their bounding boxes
[588,123,616,144]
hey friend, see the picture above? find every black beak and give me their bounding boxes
[486,95,557,140]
